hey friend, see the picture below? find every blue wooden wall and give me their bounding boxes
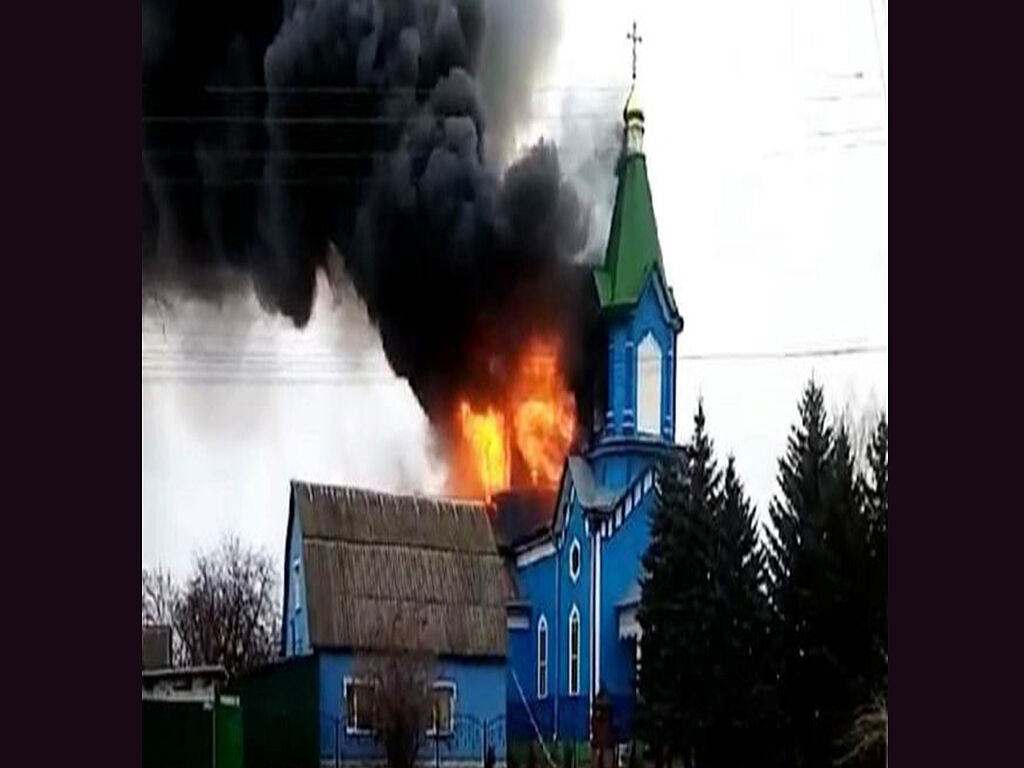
[318,652,507,764]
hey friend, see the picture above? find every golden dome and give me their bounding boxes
[623,83,644,123]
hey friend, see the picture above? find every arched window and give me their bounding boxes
[569,539,581,583]
[636,333,663,436]
[537,615,548,699]
[568,605,581,696]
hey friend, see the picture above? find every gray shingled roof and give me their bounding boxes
[288,482,514,658]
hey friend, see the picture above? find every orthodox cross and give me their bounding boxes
[626,21,643,82]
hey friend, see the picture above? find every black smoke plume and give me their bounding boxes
[143,0,605,443]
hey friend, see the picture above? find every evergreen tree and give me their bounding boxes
[636,450,689,763]
[863,415,888,691]
[705,457,779,767]
[825,423,875,734]
[679,402,723,767]
[766,379,837,766]
[768,381,887,766]
[639,402,790,767]
[637,402,720,765]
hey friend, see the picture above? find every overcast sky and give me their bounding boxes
[142,0,888,578]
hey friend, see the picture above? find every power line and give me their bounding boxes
[762,138,887,159]
[806,91,884,103]
[812,124,885,138]
[146,176,368,187]
[679,344,886,361]
[141,343,888,384]
[142,83,625,94]
[142,113,614,126]
[143,149,395,159]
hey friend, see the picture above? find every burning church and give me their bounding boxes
[278,81,684,757]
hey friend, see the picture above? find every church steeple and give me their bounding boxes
[589,27,683,452]
[593,22,677,316]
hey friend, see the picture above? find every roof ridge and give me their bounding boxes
[316,594,510,609]
[291,479,487,510]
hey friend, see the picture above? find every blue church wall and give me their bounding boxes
[598,485,656,739]
[507,494,593,742]
[558,496,593,740]
[283,511,310,657]
[318,651,507,764]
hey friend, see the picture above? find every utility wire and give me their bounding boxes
[142,112,614,125]
[141,344,888,384]
[679,344,886,361]
[143,83,625,94]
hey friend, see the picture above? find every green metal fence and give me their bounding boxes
[142,696,243,768]
[231,655,319,768]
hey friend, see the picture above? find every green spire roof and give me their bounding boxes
[594,151,664,310]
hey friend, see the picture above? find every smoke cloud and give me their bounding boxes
[143,0,610,441]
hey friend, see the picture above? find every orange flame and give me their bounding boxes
[455,338,575,500]
[458,403,511,502]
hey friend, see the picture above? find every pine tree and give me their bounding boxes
[863,415,888,691]
[679,402,723,767]
[705,457,778,767]
[766,379,837,766]
[768,381,887,766]
[636,450,688,762]
[825,423,874,735]
[637,402,720,764]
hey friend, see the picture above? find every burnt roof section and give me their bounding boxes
[490,488,558,550]
[287,481,514,658]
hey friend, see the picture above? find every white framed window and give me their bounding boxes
[636,333,663,436]
[292,558,302,613]
[569,539,582,583]
[568,605,580,696]
[344,677,375,735]
[537,615,549,699]
[427,681,456,735]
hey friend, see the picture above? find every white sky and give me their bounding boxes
[142,0,888,578]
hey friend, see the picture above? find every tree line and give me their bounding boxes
[142,535,280,676]
[637,379,888,768]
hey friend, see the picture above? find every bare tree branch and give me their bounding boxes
[352,609,440,768]
[143,536,280,676]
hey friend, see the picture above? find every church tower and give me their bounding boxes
[589,80,684,489]
[500,35,686,745]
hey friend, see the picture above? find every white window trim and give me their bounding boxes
[569,539,582,583]
[426,680,457,736]
[568,605,581,697]
[537,615,549,699]
[343,676,375,736]
[292,557,302,613]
